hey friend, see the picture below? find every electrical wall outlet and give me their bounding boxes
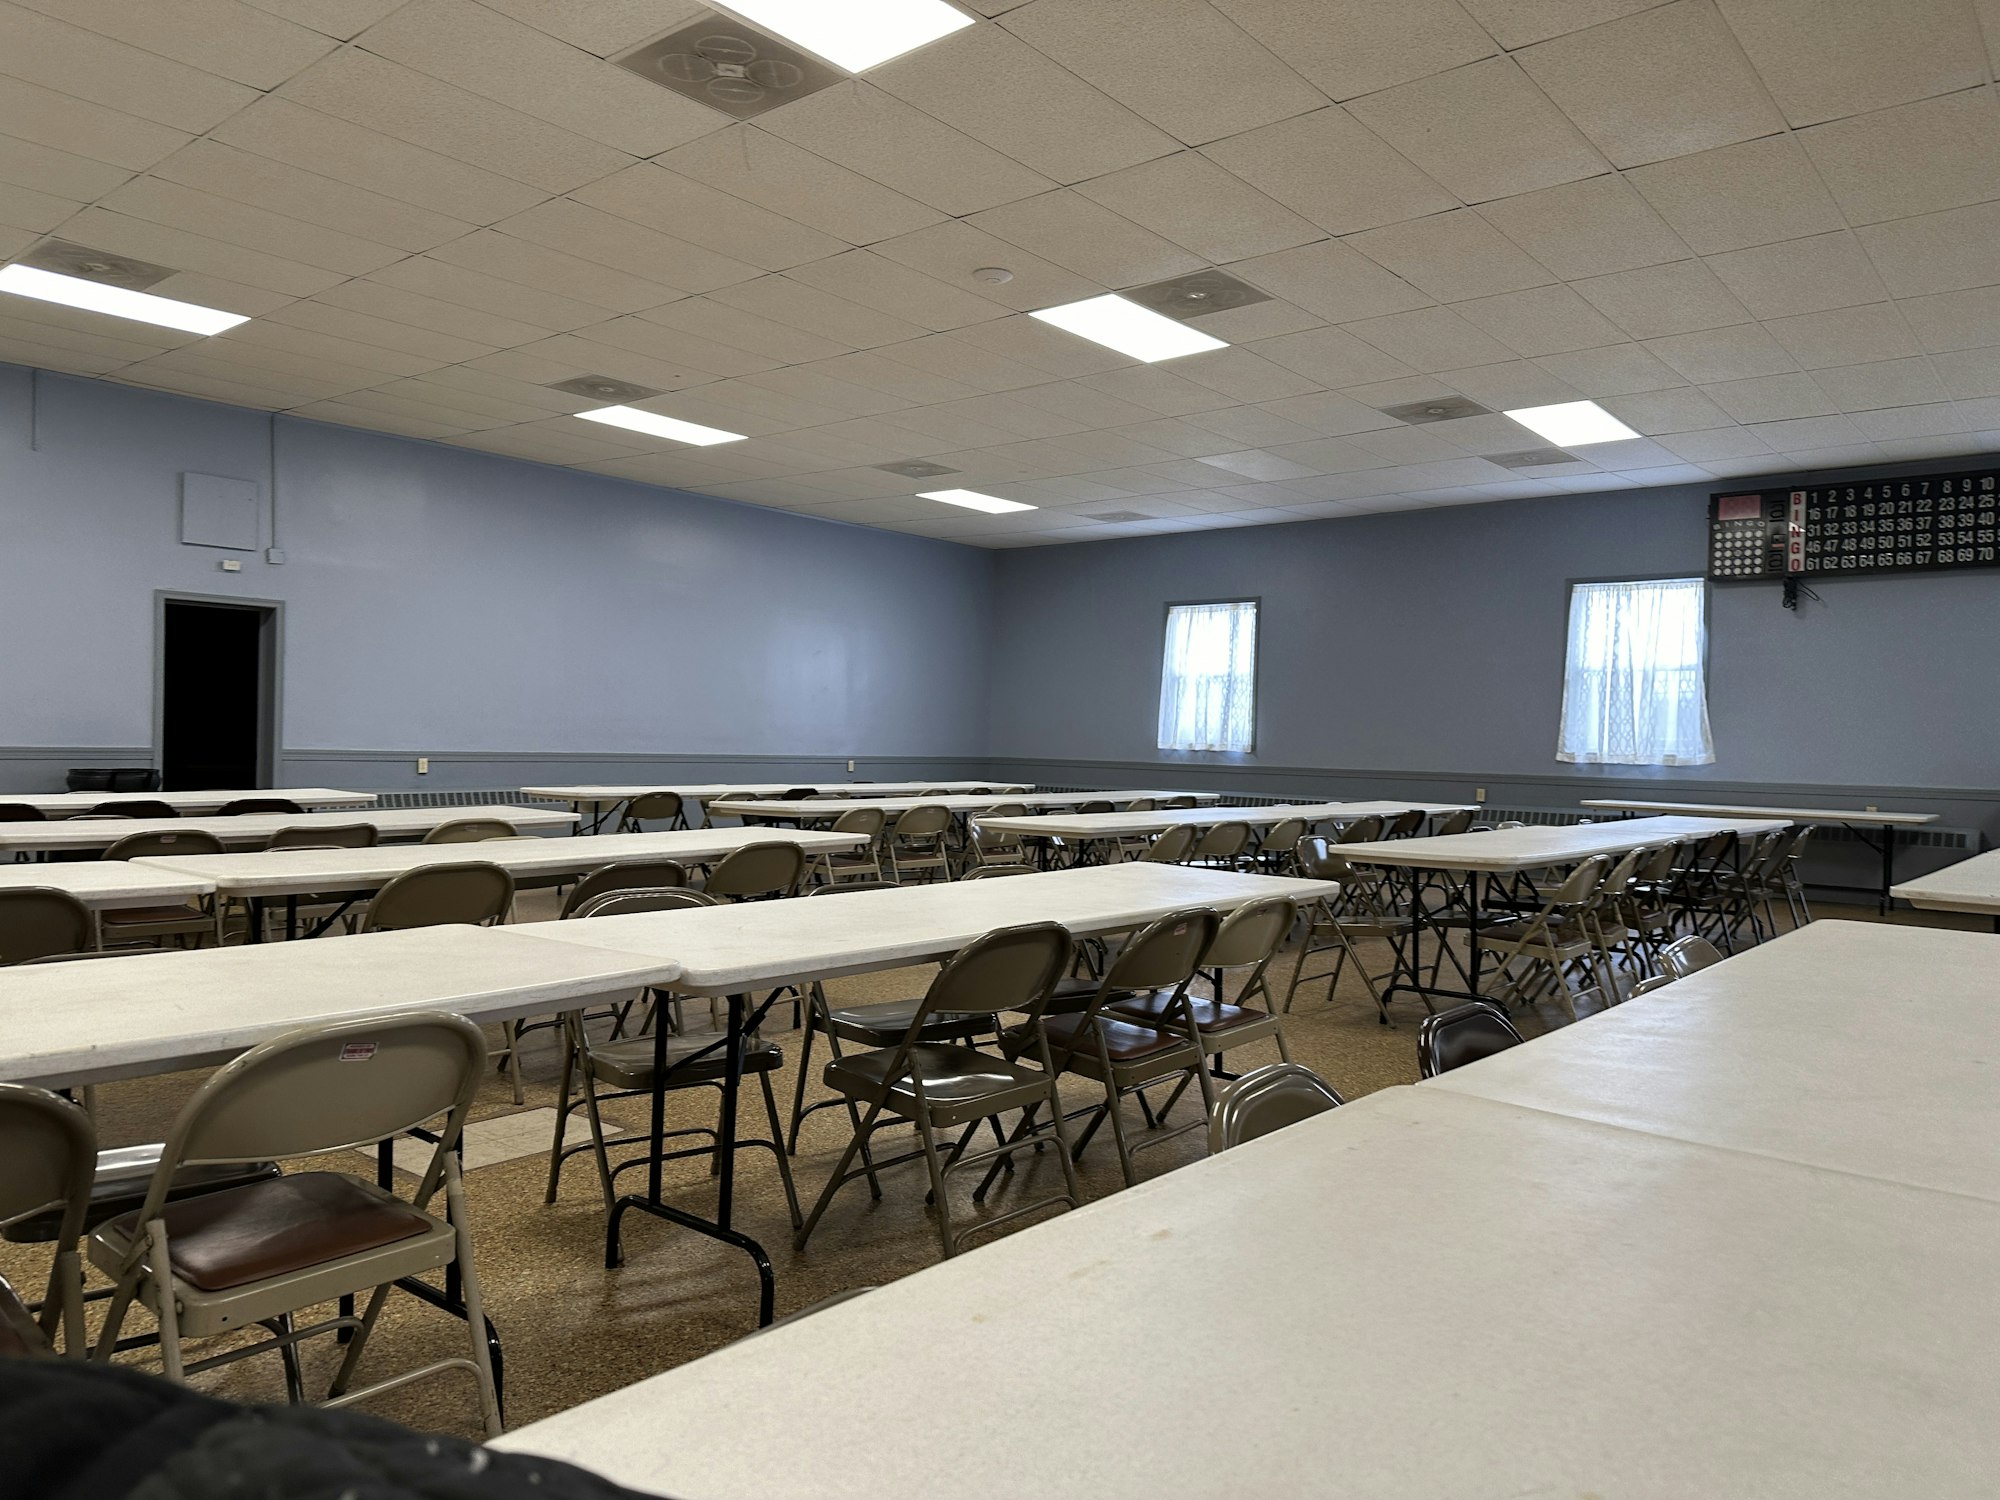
[1866,804,1878,812]
[416,757,429,775]
[1475,786,1486,802]
[218,558,242,572]
[847,759,855,772]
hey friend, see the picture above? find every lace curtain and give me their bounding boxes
[1158,601,1257,752]
[1558,578,1714,766]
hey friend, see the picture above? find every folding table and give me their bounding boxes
[512,864,1338,1325]
[523,783,1034,833]
[0,803,576,857]
[4,788,379,817]
[1891,849,2000,929]
[977,800,1475,866]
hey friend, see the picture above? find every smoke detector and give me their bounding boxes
[1379,396,1492,425]
[548,375,664,404]
[1123,270,1271,323]
[972,267,1014,284]
[1489,447,1586,469]
[875,459,961,479]
[615,12,842,120]
[21,239,174,291]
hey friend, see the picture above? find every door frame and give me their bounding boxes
[153,590,285,787]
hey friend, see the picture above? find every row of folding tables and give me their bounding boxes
[3,787,380,818]
[524,782,1036,833]
[0,803,576,857]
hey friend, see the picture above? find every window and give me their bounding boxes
[1558,578,1713,766]
[1159,601,1258,752]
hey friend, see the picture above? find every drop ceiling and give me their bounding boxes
[2,0,1999,548]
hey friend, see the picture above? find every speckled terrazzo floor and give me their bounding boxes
[2,891,1973,1442]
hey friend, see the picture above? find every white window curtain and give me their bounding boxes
[1159,601,1258,752]
[1558,578,1714,766]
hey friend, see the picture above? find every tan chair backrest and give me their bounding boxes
[1292,835,1352,884]
[153,1013,485,1213]
[102,829,225,860]
[1599,845,1651,898]
[422,818,518,844]
[806,880,898,897]
[571,888,716,919]
[1161,796,1197,809]
[1125,798,1156,812]
[1140,824,1197,863]
[1661,934,1725,978]
[893,804,952,838]
[829,806,886,837]
[0,1084,93,1240]
[915,922,1072,1026]
[961,864,1035,880]
[1336,815,1385,844]
[1201,896,1298,970]
[1259,817,1306,853]
[363,862,514,932]
[624,792,684,824]
[1434,808,1475,837]
[1386,808,1425,837]
[1104,906,1222,993]
[1209,1063,1343,1151]
[705,841,805,899]
[0,889,94,965]
[1193,821,1252,860]
[560,861,688,918]
[268,823,377,851]
[1549,854,1612,905]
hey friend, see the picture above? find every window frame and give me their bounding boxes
[1157,595,1263,757]
[1556,572,1714,769]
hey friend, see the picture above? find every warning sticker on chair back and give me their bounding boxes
[339,1042,378,1062]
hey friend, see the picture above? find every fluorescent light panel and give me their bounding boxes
[919,488,1036,514]
[576,405,746,446]
[1030,294,1227,363]
[1504,399,1641,447]
[0,263,247,336]
[721,0,974,72]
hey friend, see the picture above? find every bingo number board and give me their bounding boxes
[1708,467,2000,580]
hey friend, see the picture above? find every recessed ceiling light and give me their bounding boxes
[919,488,1036,514]
[0,263,247,336]
[719,0,975,72]
[1030,293,1228,363]
[576,405,747,445]
[1503,400,1641,447]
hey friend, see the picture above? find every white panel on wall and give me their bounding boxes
[179,472,261,550]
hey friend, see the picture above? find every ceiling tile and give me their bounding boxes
[495,198,760,296]
[1898,287,2000,354]
[219,319,445,380]
[758,80,1056,218]
[1453,283,1630,356]
[1703,232,1891,319]
[707,276,932,351]
[871,218,1105,314]
[424,230,683,315]
[1168,347,1321,402]
[1855,201,2000,297]
[568,162,845,273]
[207,97,547,223]
[869,20,1178,183]
[541,312,770,380]
[1346,57,1610,203]
[1249,325,1417,387]
[1645,323,1797,382]
[656,125,943,247]
[1799,88,2000,226]
[1345,210,1557,302]
[17,0,336,89]
[1075,151,1323,263]
[0,4,260,133]
[1457,0,1665,48]
[1342,306,1520,371]
[1764,303,1920,370]
[1699,371,1837,422]
[1714,0,1985,126]
[277,46,628,194]
[786,250,1009,334]
[1432,358,1582,408]
[730,365,913,419]
[1654,426,1774,461]
[93,175,405,276]
[0,132,129,203]
[320,279,563,347]
[245,0,406,40]
[472,0,704,57]
[1517,0,1785,167]
[1811,356,1950,412]
[0,75,191,172]
[1599,385,1732,434]
[1182,297,1324,342]
[263,299,498,364]
[1229,239,1433,324]
[369,253,619,332]
[881,332,1059,394]
[1476,174,1688,280]
[966,190,1203,289]
[1575,259,1752,339]
[1745,413,1866,450]
[56,206,347,297]
[285,401,468,438]
[1854,407,1972,441]
[1200,107,1457,237]
[1001,0,1325,147]
[947,314,1131,377]
[1626,134,1845,255]
[1077,364,1233,417]
[1211,0,1496,101]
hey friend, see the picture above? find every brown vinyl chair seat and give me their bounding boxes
[1106,988,1263,1035]
[1035,1011,1189,1063]
[584,1033,784,1092]
[2,1144,279,1243]
[822,997,987,1046]
[1046,972,1132,1012]
[824,1044,1049,1119]
[94,1172,437,1293]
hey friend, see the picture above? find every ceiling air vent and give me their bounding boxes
[21,239,174,291]
[615,13,843,120]
[1490,448,1586,469]
[1123,270,1271,323]
[1086,510,1155,523]
[875,460,961,479]
[548,375,664,404]
[1378,396,1492,425]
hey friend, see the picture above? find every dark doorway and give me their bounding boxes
[159,599,276,791]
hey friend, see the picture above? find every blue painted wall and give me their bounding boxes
[0,365,994,787]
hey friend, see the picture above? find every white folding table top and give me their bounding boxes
[1580,797,1938,826]
[4,788,379,817]
[0,803,576,855]
[517,864,1336,995]
[1430,920,2000,1202]
[0,861,213,910]
[134,828,867,899]
[977,800,1473,839]
[709,791,1217,820]
[493,1085,2000,1499]
[1336,814,1792,873]
[0,925,680,1089]
[1891,850,2000,915]
[522,781,1031,806]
